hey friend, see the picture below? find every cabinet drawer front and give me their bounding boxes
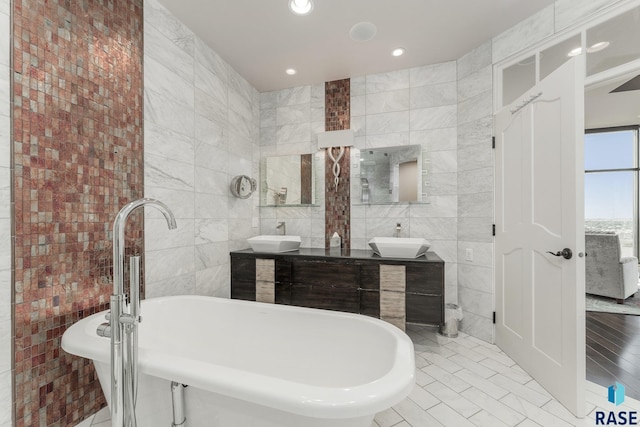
[406,294,444,325]
[406,263,444,295]
[292,261,358,288]
[291,284,360,313]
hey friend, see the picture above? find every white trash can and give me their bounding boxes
[440,303,463,338]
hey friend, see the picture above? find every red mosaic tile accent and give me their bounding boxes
[325,147,351,249]
[324,79,351,249]
[325,79,350,131]
[12,1,144,425]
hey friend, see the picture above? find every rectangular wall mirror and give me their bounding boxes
[260,154,316,206]
[354,144,428,204]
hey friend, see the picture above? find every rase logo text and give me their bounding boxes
[595,383,638,425]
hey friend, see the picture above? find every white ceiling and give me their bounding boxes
[156,0,556,92]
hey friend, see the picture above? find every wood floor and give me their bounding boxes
[586,311,640,401]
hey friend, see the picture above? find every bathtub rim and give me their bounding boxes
[62,295,415,419]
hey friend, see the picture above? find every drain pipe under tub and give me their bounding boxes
[171,382,187,427]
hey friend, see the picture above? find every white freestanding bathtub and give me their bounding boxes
[62,295,415,427]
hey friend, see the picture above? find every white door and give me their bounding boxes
[495,57,585,417]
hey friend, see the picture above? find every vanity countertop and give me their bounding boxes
[231,248,443,263]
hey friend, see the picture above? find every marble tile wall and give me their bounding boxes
[258,84,326,248]
[457,42,494,343]
[349,64,459,304]
[493,0,623,64]
[143,0,260,299]
[0,0,10,425]
[554,0,624,32]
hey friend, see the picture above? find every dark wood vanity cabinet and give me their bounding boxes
[290,259,361,313]
[230,249,444,330]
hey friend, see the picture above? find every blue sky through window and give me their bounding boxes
[584,130,636,220]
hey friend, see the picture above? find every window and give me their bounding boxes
[584,127,639,258]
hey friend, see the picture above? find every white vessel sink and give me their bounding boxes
[368,237,430,258]
[247,235,302,253]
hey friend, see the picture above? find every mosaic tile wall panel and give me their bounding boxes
[1,0,12,425]
[12,1,144,425]
[324,79,350,249]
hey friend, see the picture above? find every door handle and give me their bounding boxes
[546,248,573,260]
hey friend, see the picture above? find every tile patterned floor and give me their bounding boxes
[75,324,638,427]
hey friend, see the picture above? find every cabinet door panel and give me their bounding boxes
[275,283,291,305]
[359,289,380,317]
[231,255,256,284]
[406,294,444,325]
[231,280,256,301]
[291,284,360,313]
[406,264,444,295]
[292,260,358,288]
[231,254,257,301]
[275,259,292,284]
[359,264,380,290]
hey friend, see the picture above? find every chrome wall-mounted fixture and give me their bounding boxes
[360,177,370,203]
[230,175,257,199]
[276,221,286,235]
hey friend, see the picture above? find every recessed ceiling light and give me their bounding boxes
[392,48,405,57]
[568,47,583,57]
[568,41,610,57]
[285,68,297,75]
[289,0,313,15]
[587,41,610,53]
[349,22,377,42]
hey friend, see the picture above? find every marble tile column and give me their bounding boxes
[457,42,495,343]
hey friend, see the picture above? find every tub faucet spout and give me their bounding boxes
[113,198,176,297]
[110,198,176,427]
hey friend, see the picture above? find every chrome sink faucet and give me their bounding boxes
[395,223,402,238]
[277,221,286,235]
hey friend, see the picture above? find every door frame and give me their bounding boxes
[492,0,640,343]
